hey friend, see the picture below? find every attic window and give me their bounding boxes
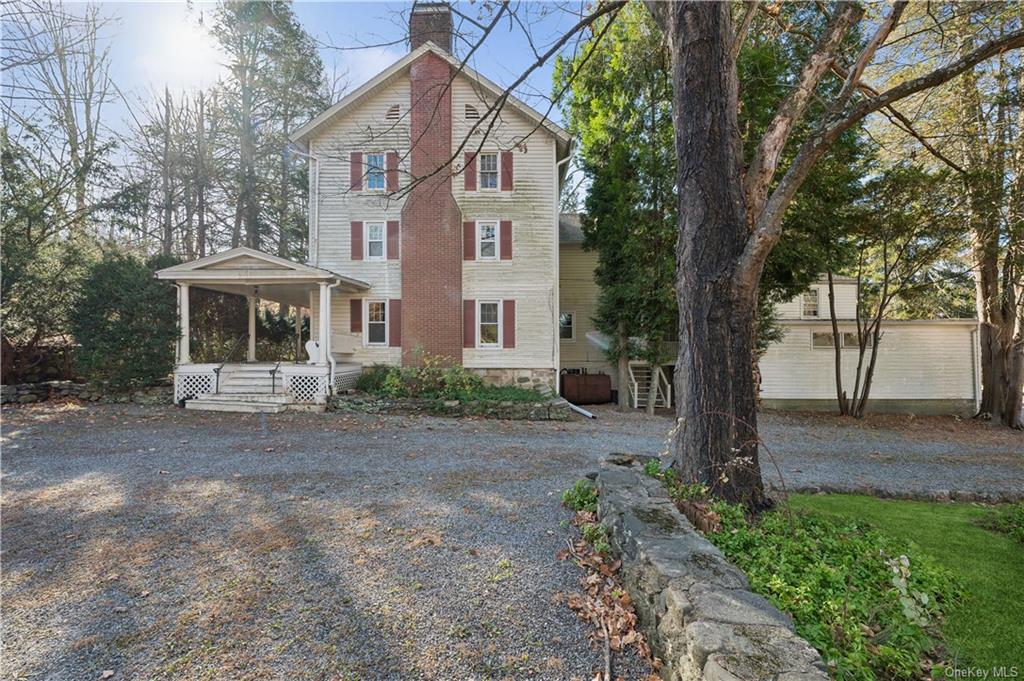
[465,104,479,120]
[386,104,400,121]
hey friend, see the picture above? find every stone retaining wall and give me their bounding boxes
[595,457,828,681]
[1,381,172,406]
[330,393,571,421]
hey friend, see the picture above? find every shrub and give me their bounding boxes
[356,364,393,393]
[979,502,1024,544]
[70,251,178,389]
[355,353,546,402]
[705,505,960,680]
[562,479,598,513]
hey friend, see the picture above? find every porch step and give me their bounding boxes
[186,397,287,414]
[185,393,325,414]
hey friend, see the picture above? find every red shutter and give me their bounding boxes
[350,299,362,334]
[500,151,513,191]
[389,299,402,347]
[386,151,398,192]
[500,220,512,260]
[463,300,475,348]
[351,221,363,260]
[463,221,475,260]
[387,220,400,260]
[502,300,515,348]
[464,152,476,191]
[349,152,363,191]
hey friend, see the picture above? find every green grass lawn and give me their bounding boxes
[789,494,1024,670]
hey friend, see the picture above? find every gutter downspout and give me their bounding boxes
[553,148,572,397]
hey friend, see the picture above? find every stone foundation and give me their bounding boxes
[330,393,570,421]
[1,381,172,406]
[595,457,828,681]
[471,368,557,394]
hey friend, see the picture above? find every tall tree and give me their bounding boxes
[638,0,1024,505]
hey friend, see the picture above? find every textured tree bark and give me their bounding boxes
[654,2,766,508]
[827,272,849,415]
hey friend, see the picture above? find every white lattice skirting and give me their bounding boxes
[284,373,328,402]
[175,372,214,401]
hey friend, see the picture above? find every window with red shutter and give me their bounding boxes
[463,300,475,348]
[499,220,512,260]
[500,151,513,191]
[350,299,362,333]
[386,152,398,192]
[502,300,515,348]
[350,152,363,191]
[463,222,475,260]
[387,221,400,260]
[464,152,476,191]
[389,300,402,347]
[350,221,363,260]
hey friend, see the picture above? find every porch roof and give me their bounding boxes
[154,247,369,307]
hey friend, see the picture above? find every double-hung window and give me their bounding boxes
[366,153,385,190]
[366,222,385,260]
[367,301,387,345]
[479,153,498,189]
[559,312,575,340]
[478,221,497,259]
[478,301,500,347]
[802,289,819,318]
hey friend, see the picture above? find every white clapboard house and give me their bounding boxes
[157,4,979,415]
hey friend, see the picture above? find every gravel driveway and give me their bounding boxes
[2,403,1022,680]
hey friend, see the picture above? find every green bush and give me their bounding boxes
[355,353,547,402]
[562,479,598,513]
[705,504,960,680]
[979,502,1024,544]
[70,251,179,389]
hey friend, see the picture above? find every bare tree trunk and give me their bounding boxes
[240,76,259,249]
[616,321,630,411]
[161,86,172,256]
[655,1,766,508]
[197,91,207,258]
[827,271,848,415]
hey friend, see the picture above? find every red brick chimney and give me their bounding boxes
[400,7,462,365]
[409,3,452,53]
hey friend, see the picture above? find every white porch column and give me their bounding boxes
[318,282,330,365]
[178,283,190,364]
[247,294,257,362]
[295,307,303,358]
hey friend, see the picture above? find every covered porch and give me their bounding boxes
[155,247,369,407]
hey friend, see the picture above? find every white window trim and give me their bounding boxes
[477,151,500,192]
[476,299,502,349]
[801,288,821,319]
[364,151,386,192]
[365,221,386,261]
[476,220,499,260]
[559,311,576,342]
[364,299,389,346]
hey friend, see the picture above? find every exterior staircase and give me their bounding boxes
[183,364,325,413]
[628,362,672,409]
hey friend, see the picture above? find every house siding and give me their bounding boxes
[559,243,616,385]
[759,321,978,411]
[453,77,558,373]
[305,68,559,382]
[777,280,858,319]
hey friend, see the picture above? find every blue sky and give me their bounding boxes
[97,1,586,133]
